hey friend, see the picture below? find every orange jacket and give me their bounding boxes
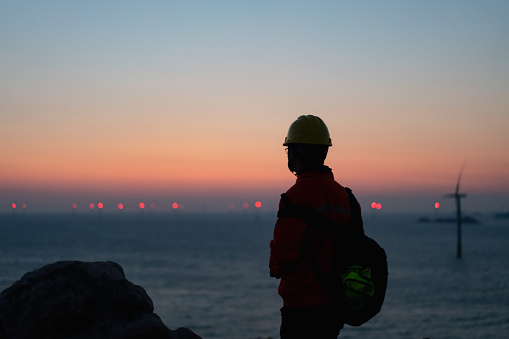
[269,168,361,307]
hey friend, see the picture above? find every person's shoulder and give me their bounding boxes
[285,177,324,205]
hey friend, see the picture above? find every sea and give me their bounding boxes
[1,211,508,339]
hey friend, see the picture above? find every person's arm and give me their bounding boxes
[269,215,307,278]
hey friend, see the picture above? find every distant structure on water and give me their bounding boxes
[444,163,468,258]
[494,211,509,219]
[417,163,474,258]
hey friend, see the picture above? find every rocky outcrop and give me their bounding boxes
[0,261,201,339]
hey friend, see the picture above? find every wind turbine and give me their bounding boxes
[443,163,467,258]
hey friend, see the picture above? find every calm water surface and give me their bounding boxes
[1,212,508,338]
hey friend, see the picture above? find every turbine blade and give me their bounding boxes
[455,160,467,194]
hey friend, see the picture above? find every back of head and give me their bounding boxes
[290,143,329,167]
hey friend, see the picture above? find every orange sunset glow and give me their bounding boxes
[1,2,508,213]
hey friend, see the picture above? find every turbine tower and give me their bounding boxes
[444,163,467,258]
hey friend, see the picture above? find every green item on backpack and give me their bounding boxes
[342,265,375,311]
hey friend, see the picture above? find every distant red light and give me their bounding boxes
[371,202,377,209]
[376,203,382,210]
[139,202,145,209]
[243,203,249,209]
[435,202,440,209]
[172,202,178,209]
[11,203,16,209]
[72,203,77,209]
[98,202,104,209]
[89,203,94,210]
[118,203,124,210]
[22,203,27,209]
[255,201,262,208]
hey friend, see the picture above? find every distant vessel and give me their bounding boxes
[417,216,480,224]
[494,212,509,219]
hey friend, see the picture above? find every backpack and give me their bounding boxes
[277,188,388,326]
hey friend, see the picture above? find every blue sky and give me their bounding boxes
[1,1,508,213]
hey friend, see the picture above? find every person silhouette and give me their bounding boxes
[269,115,364,339]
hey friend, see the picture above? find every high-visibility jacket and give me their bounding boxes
[269,168,363,307]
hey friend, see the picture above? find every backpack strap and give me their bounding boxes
[276,193,292,218]
[276,192,331,268]
[344,187,364,234]
[277,193,323,222]
[278,188,362,235]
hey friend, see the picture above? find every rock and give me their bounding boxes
[0,261,201,339]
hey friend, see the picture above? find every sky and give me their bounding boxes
[1,1,508,214]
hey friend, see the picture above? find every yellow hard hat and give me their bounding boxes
[283,115,332,146]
